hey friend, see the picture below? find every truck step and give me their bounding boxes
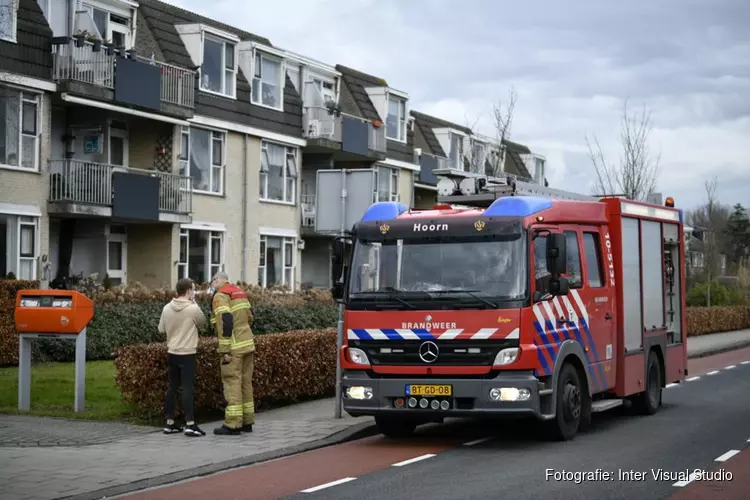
[539,389,553,396]
[591,399,624,413]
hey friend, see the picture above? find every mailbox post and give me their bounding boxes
[15,290,95,412]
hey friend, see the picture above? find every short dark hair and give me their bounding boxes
[175,278,194,296]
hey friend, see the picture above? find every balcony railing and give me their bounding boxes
[369,121,387,153]
[301,193,316,227]
[136,55,196,109]
[48,160,193,214]
[52,38,196,108]
[303,106,342,142]
[53,39,115,88]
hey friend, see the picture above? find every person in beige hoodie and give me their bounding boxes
[158,278,207,437]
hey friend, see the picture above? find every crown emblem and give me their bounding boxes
[379,224,390,234]
[474,220,486,231]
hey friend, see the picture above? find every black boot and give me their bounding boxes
[213,425,241,436]
[241,424,253,432]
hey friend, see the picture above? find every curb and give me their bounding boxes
[61,420,379,500]
[687,339,750,360]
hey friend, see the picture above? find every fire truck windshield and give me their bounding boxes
[348,234,527,306]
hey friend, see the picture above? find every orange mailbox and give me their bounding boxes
[15,289,94,334]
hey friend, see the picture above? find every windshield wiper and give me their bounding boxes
[425,289,498,308]
[377,287,417,309]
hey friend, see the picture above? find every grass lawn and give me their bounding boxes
[0,360,142,423]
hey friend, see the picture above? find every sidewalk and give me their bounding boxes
[0,329,749,500]
[0,398,374,500]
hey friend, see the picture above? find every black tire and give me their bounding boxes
[543,362,587,441]
[632,350,662,415]
[375,416,417,438]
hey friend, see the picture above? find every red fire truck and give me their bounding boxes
[330,169,688,441]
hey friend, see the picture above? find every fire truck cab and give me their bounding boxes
[331,169,687,441]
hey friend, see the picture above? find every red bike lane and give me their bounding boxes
[668,445,750,500]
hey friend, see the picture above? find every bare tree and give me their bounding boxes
[461,87,518,177]
[586,99,661,201]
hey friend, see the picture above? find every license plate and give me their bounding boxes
[405,384,452,397]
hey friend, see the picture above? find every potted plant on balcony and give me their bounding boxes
[73,30,88,48]
[87,33,102,52]
[103,39,116,56]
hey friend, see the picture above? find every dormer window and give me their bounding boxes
[83,3,130,47]
[252,51,283,110]
[386,94,406,142]
[202,34,236,98]
[0,0,18,42]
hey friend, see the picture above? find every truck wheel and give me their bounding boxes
[544,362,586,441]
[375,416,417,438]
[632,350,662,415]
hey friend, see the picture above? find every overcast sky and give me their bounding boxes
[173,0,749,212]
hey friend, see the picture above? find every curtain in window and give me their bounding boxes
[265,236,283,285]
[190,129,211,191]
[377,167,390,202]
[266,143,285,200]
[0,88,20,166]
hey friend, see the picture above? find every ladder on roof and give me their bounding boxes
[433,167,599,208]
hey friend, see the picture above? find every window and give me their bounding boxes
[258,235,295,289]
[374,166,399,202]
[180,126,225,194]
[311,76,335,105]
[0,86,40,171]
[386,94,406,142]
[0,214,38,280]
[178,228,224,283]
[260,140,297,203]
[0,0,17,42]
[201,34,236,97]
[252,51,283,109]
[449,132,464,170]
[583,232,604,288]
[82,3,130,47]
[564,230,583,288]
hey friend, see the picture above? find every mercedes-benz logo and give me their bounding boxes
[425,314,432,322]
[418,341,439,363]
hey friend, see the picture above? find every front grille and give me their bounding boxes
[350,339,519,366]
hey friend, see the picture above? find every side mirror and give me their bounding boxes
[331,238,347,302]
[550,277,570,296]
[546,233,568,277]
[331,282,345,301]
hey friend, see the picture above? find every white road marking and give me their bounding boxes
[725,365,736,370]
[706,370,720,375]
[686,376,700,381]
[715,450,741,462]
[740,360,749,365]
[463,437,494,446]
[301,477,357,493]
[673,470,701,487]
[665,383,678,388]
[391,454,437,467]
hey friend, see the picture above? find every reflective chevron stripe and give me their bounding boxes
[346,328,519,341]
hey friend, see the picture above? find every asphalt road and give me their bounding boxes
[123,347,750,500]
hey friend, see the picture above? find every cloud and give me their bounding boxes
[170,0,750,210]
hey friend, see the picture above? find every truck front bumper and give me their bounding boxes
[342,370,543,419]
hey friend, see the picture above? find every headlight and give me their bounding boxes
[493,347,519,366]
[345,386,373,400]
[489,387,531,401]
[348,347,369,365]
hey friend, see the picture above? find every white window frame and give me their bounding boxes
[178,227,226,283]
[0,0,18,43]
[180,125,225,196]
[200,32,237,99]
[81,1,133,48]
[0,85,41,173]
[251,50,285,111]
[373,166,399,203]
[259,139,298,204]
[386,94,407,143]
[16,216,38,280]
[258,232,296,291]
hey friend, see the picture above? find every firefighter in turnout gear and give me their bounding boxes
[209,271,256,436]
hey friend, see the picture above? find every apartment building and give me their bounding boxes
[298,66,419,289]
[1,0,550,291]
[410,110,548,209]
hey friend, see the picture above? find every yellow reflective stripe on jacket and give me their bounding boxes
[231,303,250,312]
[215,305,231,314]
[232,339,254,350]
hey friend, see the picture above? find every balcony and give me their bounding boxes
[52,37,196,118]
[302,105,386,160]
[301,193,316,228]
[48,159,193,224]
